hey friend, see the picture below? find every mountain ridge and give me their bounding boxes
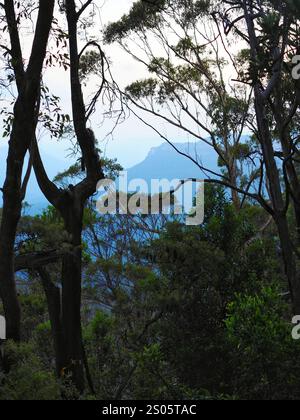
[0,141,219,213]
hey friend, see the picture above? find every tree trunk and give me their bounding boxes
[273,83,300,246]
[60,197,85,394]
[281,134,300,246]
[39,198,86,394]
[0,97,37,341]
[38,267,65,378]
[275,214,300,314]
[241,0,300,312]
[255,89,300,313]
[0,0,55,341]
[229,162,240,211]
[30,0,104,394]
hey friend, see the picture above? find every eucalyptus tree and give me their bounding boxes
[31,0,109,392]
[104,0,259,210]
[105,0,300,313]
[0,0,111,393]
[215,0,300,313]
[0,0,55,342]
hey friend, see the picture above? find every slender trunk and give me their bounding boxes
[60,197,85,393]
[255,90,300,312]
[39,197,86,394]
[242,0,300,312]
[281,133,300,246]
[0,101,35,341]
[30,0,103,393]
[39,239,93,395]
[273,82,300,246]
[0,0,55,341]
[38,267,65,377]
[275,214,300,314]
[229,162,240,210]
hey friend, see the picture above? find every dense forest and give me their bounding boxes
[1,0,300,401]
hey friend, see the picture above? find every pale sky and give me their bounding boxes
[0,0,210,171]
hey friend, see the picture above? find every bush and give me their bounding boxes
[226,286,300,400]
[0,341,60,401]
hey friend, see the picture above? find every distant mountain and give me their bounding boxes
[127,141,219,186]
[0,141,219,213]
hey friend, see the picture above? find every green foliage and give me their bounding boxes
[105,0,210,43]
[3,173,294,401]
[53,156,122,186]
[226,286,289,353]
[79,50,102,81]
[20,294,48,341]
[0,341,60,401]
[209,94,250,138]
[225,286,300,399]
[104,0,167,43]
[77,185,286,400]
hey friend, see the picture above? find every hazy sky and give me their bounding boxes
[0,0,207,171]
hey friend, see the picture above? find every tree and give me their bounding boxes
[217,0,300,313]
[0,0,111,393]
[104,0,300,313]
[104,0,261,209]
[0,0,55,342]
[81,185,285,399]
[1,178,298,400]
